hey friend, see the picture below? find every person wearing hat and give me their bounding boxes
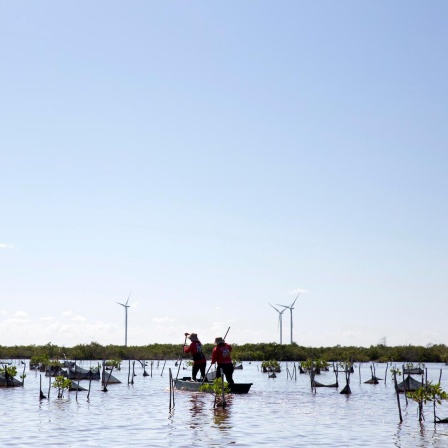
[211,337,234,385]
[184,332,207,381]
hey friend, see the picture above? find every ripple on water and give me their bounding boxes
[2,362,448,447]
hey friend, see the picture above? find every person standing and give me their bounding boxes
[184,332,206,381]
[211,336,234,385]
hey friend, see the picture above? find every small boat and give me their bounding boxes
[174,378,253,394]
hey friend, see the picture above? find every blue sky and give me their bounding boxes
[1,1,447,348]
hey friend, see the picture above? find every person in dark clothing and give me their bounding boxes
[184,332,207,381]
[211,336,234,385]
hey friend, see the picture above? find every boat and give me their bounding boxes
[174,378,253,394]
[233,363,243,370]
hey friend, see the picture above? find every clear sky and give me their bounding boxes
[1,1,447,348]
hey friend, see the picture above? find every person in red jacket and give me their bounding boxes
[211,336,234,385]
[184,332,206,381]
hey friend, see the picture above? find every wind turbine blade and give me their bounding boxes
[117,302,125,307]
[276,303,289,309]
[126,291,132,306]
[269,303,280,313]
[291,292,301,307]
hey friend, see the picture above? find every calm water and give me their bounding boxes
[1,361,448,447]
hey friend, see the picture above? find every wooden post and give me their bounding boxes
[48,376,51,399]
[161,360,166,377]
[87,377,92,401]
[359,362,361,384]
[439,368,442,384]
[221,368,226,408]
[393,371,403,423]
[21,363,26,387]
[39,375,46,400]
[127,360,131,385]
[169,368,172,410]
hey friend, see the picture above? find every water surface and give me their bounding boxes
[1,361,448,447]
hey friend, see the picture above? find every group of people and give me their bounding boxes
[183,332,234,384]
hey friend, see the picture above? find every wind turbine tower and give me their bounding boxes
[269,303,286,345]
[277,292,300,344]
[117,292,131,347]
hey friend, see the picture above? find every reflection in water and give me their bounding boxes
[213,408,230,429]
[213,401,232,432]
[189,395,205,428]
[4,361,448,447]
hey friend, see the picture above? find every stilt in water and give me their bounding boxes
[131,361,135,384]
[39,375,46,400]
[340,365,351,395]
[169,368,175,411]
[21,363,26,387]
[393,370,403,423]
[87,377,92,401]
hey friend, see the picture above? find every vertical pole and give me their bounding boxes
[221,369,226,408]
[393,371,403,423]
[161,360,166,377]
[87,377,92,401]
[169,368,172,410]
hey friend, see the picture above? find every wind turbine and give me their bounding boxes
[277,292,300,344]
[117,291,132,347]
[269,303,286,345]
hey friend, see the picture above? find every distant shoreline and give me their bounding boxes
[1,341,447,364]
